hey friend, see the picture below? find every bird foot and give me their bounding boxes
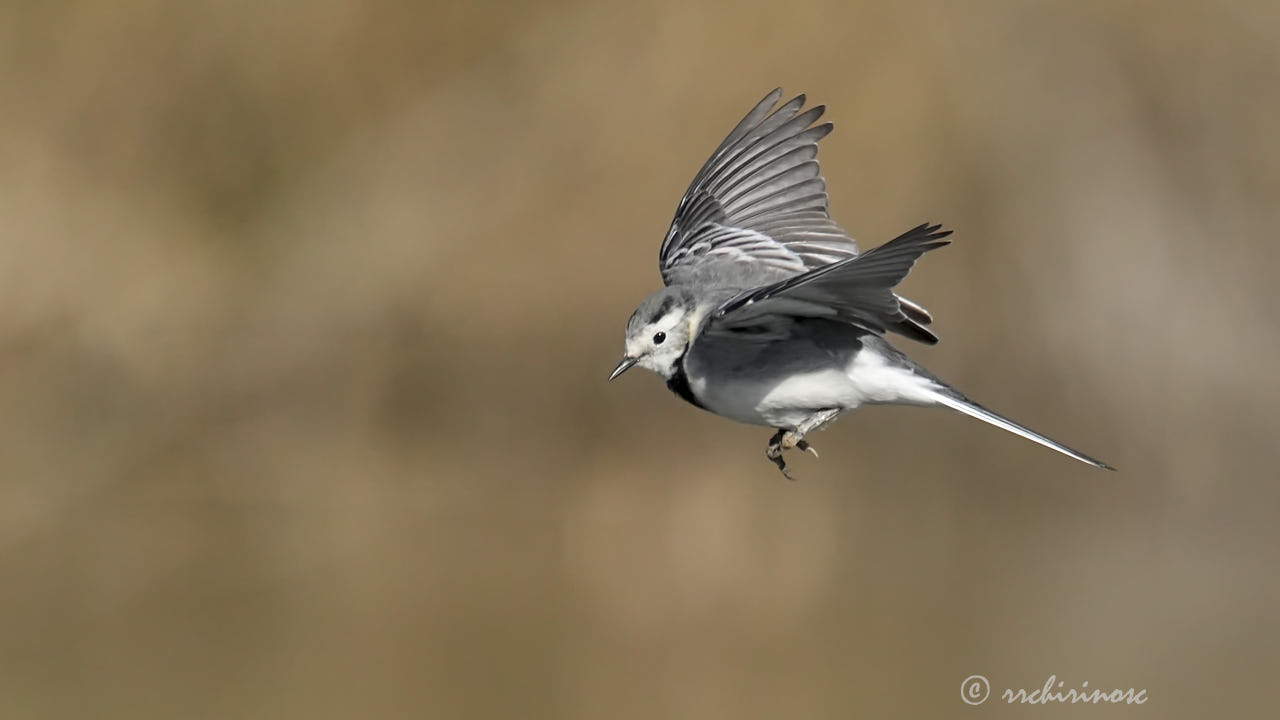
[765,429,819,480]
[765,431,794,480]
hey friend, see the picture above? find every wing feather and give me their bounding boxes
[713,223,952,344]
[656,90,942,344]
[658,90,856,286]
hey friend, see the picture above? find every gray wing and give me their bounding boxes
[658,89,857,289]
[657,89,937,335]
[708,223,952,345]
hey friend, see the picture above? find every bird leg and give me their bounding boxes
[764,410,843,480]
[765,429,795,480]
[765,430,816,480]
[795,408,842,440]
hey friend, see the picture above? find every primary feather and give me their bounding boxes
[713,223,951,342]
[657,89,938,344]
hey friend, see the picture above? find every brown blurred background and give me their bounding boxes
[1,0,1278,717]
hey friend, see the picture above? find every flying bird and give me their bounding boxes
[610,89,1112,478]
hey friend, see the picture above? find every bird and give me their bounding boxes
[609,88,1112,478]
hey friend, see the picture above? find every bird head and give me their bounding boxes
[610,287,697,381]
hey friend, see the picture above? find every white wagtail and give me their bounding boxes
[610,88,1112,478]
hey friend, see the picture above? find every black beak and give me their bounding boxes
[609,356,637,381]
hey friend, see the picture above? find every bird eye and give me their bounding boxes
[652,331,666,345]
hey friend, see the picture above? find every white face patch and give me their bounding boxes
[627,309,687,379]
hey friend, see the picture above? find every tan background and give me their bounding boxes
[2,0,1278,718]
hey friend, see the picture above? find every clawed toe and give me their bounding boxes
[765,429,818,480]
[769,451,795,481]
[765,430,795,480]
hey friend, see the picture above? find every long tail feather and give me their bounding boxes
[926,391,1114,470]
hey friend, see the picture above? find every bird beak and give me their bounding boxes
[609,356,637,381]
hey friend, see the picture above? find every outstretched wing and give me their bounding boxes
[657,89,938,338]
[658,89,857,288]
[710,223,952,345]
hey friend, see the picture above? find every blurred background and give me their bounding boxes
[2,0,1278,717]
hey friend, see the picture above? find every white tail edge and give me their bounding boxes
[927,391,1114,470]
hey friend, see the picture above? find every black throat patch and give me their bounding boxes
[665,350,705,410]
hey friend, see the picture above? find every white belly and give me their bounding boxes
[685,343,940,429]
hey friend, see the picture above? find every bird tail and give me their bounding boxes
[924,388,1114,470]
